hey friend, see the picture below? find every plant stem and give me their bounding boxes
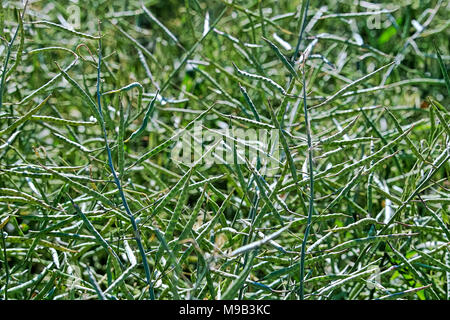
[298,64,314,300]
[95,21,154,299]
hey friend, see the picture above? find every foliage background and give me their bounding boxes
[0,0,449,300]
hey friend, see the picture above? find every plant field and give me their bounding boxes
[0,0,449,300]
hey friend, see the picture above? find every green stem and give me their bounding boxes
[298,65,314,300]
[95,22,154,300]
